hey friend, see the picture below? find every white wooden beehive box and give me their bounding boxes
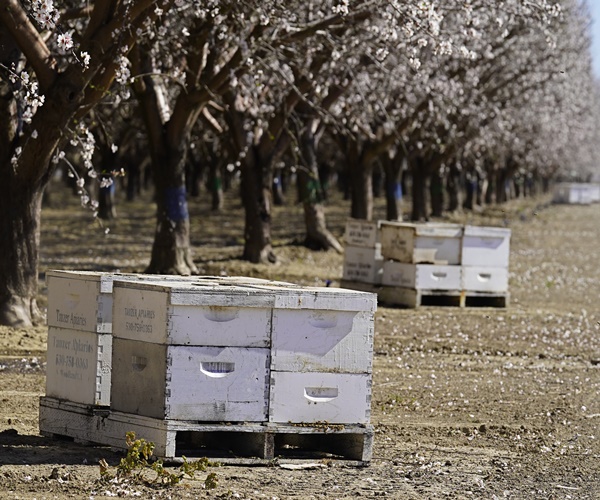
[462,266,509,293]
[46,271,206,333]
[461,226,511,267]
[344,219,380,247]
[46,270,117,333]
[110,339,270,421]
[45,326,112,406]
[269,371,371,424]
[379,222,463,265]
[239,283,377,374]
[382,261,461,291]
[342,244,384,284]
[111,280,276,347]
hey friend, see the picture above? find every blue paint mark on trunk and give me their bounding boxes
[165,186,189,222]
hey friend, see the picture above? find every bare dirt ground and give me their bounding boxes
[1,183,599,499]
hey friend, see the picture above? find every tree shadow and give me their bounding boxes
[0,428,122,466]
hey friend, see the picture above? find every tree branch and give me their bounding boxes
[0,0,56,90]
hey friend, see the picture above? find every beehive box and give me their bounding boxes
[461,266,508,293]
[552,183,594,205]
[46,270,206,333]
[45,326,112,406]
[110,280,279,421]
[380,222,463,265]
[269,371,371,424]
[267,284,376,373]
[342,245,384,284]
[110,340,270,421]
[461,226,511,267]
[46,270,117,333]
[382,261,461,291]
[111,280,275,347]
[344,219,380,247]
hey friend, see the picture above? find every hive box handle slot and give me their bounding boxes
[304,387,339,403]
[131,356,147,371]
[200,362,235,378]
[477,273,492,282]
[432,272,447,280]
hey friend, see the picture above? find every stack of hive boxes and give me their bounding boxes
[40,273,377,462]
[377,221,510,307]
[380,222,463,293]
[40,271,201,439]
[341,219,383,287]
[461,225,511,297]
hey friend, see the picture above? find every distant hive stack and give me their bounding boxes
[341,220,511,308]
[40,274,377,464]
[379,222,465,307]
[461,225,511,301]
[341,219,383,289]
[552,182,600,205]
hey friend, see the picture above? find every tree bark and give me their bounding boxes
[240,146,277,263]
[410,156,429,221]
[0,182,44,327]
[447,162,462,212]
[347,140,373,220]
[298,118,343,252]
[145,145,198,274]
[380,152,403,221]
[430,168,444,217]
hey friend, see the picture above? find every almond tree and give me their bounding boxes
[0,0,173,327]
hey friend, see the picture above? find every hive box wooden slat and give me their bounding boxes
[342,245,383,285]
[110,339,270,421]
[269,371,371,424]
[111,280,275,347]
[382,261,461,291]
[380,222,463,265]
[462,266,508,293]
[45,326,112,406]
[461,226,511,267]
[344,219,380,247]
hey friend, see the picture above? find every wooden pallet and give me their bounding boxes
[39,397,373,465]
[378,286,509,308]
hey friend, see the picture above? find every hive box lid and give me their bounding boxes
[380,222,463,238]
[239,283,378,313]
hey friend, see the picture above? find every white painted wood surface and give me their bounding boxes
[461,266,508,293]
[461,226,511,267]
[380,222,463,265]
[45,327,112,406]
[110,339,270,421]
[271,310,373,373]
[112,283,273,346]
[342,245,383,284]
[382,261,461,291]
[269,371,371,424]
[344,219,380,247]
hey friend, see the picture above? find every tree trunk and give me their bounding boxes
[146,146,198,275]
[208,160,224,211]
[347,142,373,220]
[463,172,476,210]
[298,120,343,252]
[0,182,44,327]
[240,146,277,263]
[98,176,117,220]
[430,168,444,217]
[380,152,403,221]
[447,163,461,212]
[410,157,429,221]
